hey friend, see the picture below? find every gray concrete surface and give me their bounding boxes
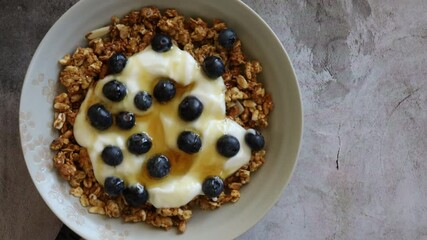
[241,1,427,239]
[1,0,426,239]
[1,1,76,239]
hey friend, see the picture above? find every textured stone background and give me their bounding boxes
[1,0,426,239]
[241,0,427,239]
[1,1,78,239]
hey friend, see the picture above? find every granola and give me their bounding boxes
[50,7,273,232]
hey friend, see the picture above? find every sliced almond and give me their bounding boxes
[85,26,110,40]
[235,100,245,115]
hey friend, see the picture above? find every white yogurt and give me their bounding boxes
[74,45,253,208]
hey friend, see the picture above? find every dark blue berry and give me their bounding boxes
[123,183,149,207]
[108,53,127,74]
[202,176,224,198]
[87,103,113,130]
[116,112,135,130]
[202,56,225,79]
[103,80,127,102]
[216,135,240,158]
[127,133,152,155]
[104,176,125,197]
[151,33,172,52]
[245,130,265,151]
[177,131,202,154]
[178,96,203,121]
[147,155,170,178]
[134,91,152,111]
[153,79,176,103]
[101,146,123,166]
[218,28,237,49]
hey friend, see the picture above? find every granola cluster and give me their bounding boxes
[50,7,273,232]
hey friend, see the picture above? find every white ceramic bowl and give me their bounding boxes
[19,0,302,239]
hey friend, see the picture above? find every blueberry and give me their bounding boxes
[104,176,125,197]
[216,135,240,158]
[245,130,265,151]
[202,176,224,198]
[134,91,152,111]
[103,80,127,102]
[202,56,225,79]
[127,133,152,155]
[177,131,202,154]
[178,96,203,121]
[116,111,135,130]
[123,183,149,207]
[101,145,123,166]
[87,103,113,130]
[218,28,237,49]
[153,79,176,103]
[108,53,127,74]
[147,155,170,178]
[151,33,172,52]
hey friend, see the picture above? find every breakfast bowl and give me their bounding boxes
[19,0,302,239]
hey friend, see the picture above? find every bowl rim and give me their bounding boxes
[19,0,303,239]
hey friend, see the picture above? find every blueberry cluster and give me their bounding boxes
[89,32,265,205]
[104,175,149,207]
[86,51,155,206]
